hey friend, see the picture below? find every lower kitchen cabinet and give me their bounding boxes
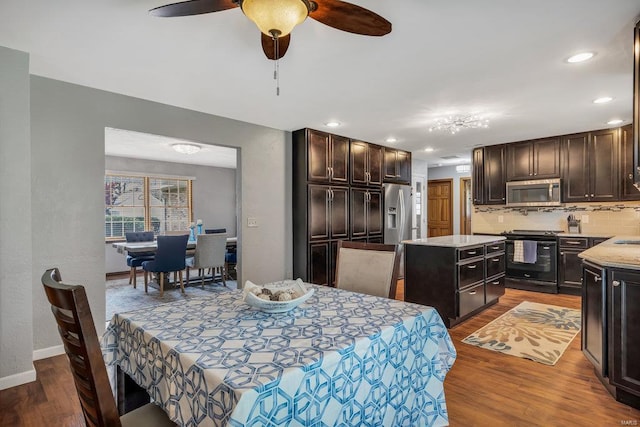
[404,237,505,328]
[581,263,640,410]
[559,236,611,295]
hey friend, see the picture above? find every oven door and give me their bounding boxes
[505,240,557,282]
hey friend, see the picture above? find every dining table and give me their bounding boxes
[102,284,457,427]
[112,236,237,254]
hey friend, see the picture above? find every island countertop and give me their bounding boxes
[578,236,640,270]
[403,234,506,248]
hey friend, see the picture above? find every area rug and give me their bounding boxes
[105,276,237,321]
[461,301,581,365]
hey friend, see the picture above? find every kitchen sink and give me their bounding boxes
[613,240,640,245]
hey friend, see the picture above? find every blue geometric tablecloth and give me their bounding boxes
[102,285,457,427]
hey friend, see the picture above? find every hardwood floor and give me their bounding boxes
[2,284,639,426]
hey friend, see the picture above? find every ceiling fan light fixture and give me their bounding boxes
[241,0,309,37]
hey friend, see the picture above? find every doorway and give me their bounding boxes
[427,179,453,237]
[460,177,472,234]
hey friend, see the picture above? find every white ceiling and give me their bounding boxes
[2,0,639,166]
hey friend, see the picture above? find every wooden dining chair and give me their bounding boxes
[334,241,401,299]
[41,268,175,427]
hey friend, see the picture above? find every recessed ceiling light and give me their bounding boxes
[325,121,340,127]
[171,143,201,154]
[566,52,595,63]
[424,147,434,152]
[607,119,624,125]
[385,137,397,143]
[593,97,613,104]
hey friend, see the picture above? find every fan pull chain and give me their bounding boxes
[272,34,280,96]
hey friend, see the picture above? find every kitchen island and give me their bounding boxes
[579,236,640,410]
[403,235,506,328]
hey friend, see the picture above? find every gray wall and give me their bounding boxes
[428,165,471,235]
[1,44,293,385]
[0,47,35,386]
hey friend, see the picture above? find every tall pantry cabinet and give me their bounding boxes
[293,128,410,286]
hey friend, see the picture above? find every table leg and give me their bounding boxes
[116,365,150,416]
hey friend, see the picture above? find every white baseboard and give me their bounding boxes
[33,344,65,361]
[0,369,36,390]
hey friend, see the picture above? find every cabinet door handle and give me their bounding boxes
[469,290,477,295]
[565,241,582,245]
[591,194,594,197]
[542,246,550,250]
[629,173,634,180]
[467,265,477,269]
[585,194,589,197]
[328,189,334,201]
[467,251,477,255]
[490,246,500,250]
[613,280,620,287]
[492,258,500,262]
[594,275,601,282]
[492,281,500,285]
[524,273,531,278]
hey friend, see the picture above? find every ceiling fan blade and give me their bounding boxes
[309,0,391,36]
[149,0,238,17]
[261,33,291,60]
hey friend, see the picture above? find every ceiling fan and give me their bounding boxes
[149,0,392,60]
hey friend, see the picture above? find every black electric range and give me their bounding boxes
[501,230,561,293]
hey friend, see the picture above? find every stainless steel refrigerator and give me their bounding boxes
[383,183,412,277]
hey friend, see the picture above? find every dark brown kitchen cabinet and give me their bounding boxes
[561,129,619,202]
[506,137,560,181]
[308,240,341,287]
[621,125,640,200]
[383,148,412,184]
[350,188,382,240]
[405,239,505,327]
[351,141,383,187]
[582,262,607,378]
[306,129,349,184]
[472,147,484,205]
[483,144,507,204]
[609,269,640,404]
[308,185,349,241]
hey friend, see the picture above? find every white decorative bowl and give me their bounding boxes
[243,279,314,313]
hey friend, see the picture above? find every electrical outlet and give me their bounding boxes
[581,214,589,224]
[247,217,258,227]
[498,215,504,223]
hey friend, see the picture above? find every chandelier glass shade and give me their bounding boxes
[429,115,490,134]
[241,0,309,37]
[171,143,201,154]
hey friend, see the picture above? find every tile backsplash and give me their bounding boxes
[472,201,640,236]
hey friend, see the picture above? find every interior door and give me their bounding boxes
[427,179,453,237]
[460,178,472,234]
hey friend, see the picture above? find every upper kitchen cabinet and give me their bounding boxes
[562,129,619,203]
[383,148,412,184]
[621,125,640,200]
[483,144,507,204]
[351,141,383,187]
[472,147,484,205]
[506,137,560,181]
[304,129,349,184]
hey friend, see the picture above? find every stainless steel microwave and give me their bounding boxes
[506,178,562,207]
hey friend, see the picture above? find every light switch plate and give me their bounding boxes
[247,217,258,227]
[498,215,504,223]
[581,214,589,224]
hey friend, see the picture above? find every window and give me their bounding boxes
[105,173,193,239]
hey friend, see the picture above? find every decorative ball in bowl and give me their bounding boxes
[243,279,314,313]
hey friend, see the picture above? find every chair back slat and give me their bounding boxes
[335,241,401,299]
[41,268,122,427]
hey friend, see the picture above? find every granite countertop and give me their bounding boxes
[403,234,506,248]
[578,236,640,270]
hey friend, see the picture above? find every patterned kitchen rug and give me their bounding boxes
[461,301,581,365]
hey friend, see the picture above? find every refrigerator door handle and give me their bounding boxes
[398,189,405,242]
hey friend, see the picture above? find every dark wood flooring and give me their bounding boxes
[1,285,639,426]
